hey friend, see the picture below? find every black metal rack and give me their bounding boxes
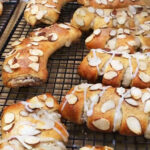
[0,2,150,150]
[0,0,19,36]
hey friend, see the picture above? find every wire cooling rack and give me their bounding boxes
[0,0,19,36]
[0,2,150,150]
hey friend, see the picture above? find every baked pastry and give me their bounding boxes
[85,27,150,53]
[60,83,150,139]
[0,2,3,16]
[24,0,75,26]
[80,145,113,150]
[77,0,150,9]
[2,23,81,88]
[0,93,69,150]
[71,6,150,31]
[78,49,150,88]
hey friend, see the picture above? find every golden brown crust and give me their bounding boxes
[2,23,81,88]
[85,28,150,53]
[71,6,150,31]
[0,93,68,150]
[77,0,149,9]
[80,145,113,150]
[0,2,3,16]
[60,83,150,138]
[24,0,75,26]
[78,49,150,88]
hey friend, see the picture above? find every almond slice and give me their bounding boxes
[126,116,142,135]
[66,94,78,105]
[28,63,39,72]
[110,60,123,71]
[4,112,15,124]
[125,98,139,107]
[144,100,150,113]
[93,29,101,35]
[141,92,150,103]
[88,57,101,67]
[38,94,47,101]
[48,33,58,42]
[29,49,43,56]
[110,30,117,36]
[139,61,147,71]
[90,83,103,91]
[116,87,125,96]
[92,118,110,131]
[3,123,14,131]
[28,56,39,62]
[130,87,142,100]
[45,97,54,108]
[139,72,150,83]
[58,24,70,29]
[104,71,117,80]
[85,34,94,43]
[3,65,13,73]
[24,136,40,145]
[10,63,20,69]
[20,110,29,117]
[101,100,115,113]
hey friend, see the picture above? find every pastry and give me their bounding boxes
[0,2,3,16]
[71,6,150,31]
[85,27,150,53]
[77,0,150,9]
[60,83,150,139]
[78,49,150,88]
[24,0,75,26]
[80,145,113,150]
[2,23,81,88]
[0,93,69,150]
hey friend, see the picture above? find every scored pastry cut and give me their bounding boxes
[0,93,69,150]
[60,83,150,139]
[71,5,150,31]
[24,0,75,26]
[78,49,150,88]
[80,145,113,150]
[0,2,3,16]
[85,26,150,53]
[2,23,81,88]
[77,0,150,9]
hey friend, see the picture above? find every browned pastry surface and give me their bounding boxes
[80,145,113,150]
[24,0,75,26]
[0,2,3,16]
[0,93,69,150]
[2,23,81,88]
[78,49,150,88]
[60,83,150,139]
[85,27,150,53]
[77,0,150,9]
[71,6,150,31]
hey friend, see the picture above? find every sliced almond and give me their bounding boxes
[28,56,39,62]
[90,83,103,91]
[31,5,38,15]
[58,24,70,29]
[101,100,115,113]
[106,38,116,49]
[144,100,150,113]
[139,61,147,71]
[125,98,139,107]
[104,71,117,80]
[4,112,15,124]
[29,49,43,56]
[117,34,126,39]
[110,60,123,71]
[88,57,101,67]
[88,7,95,13]
[96,9,104,17]
[10,63,20,69]
[116,87,125,96]
[139,72,150,83]
[18,125,41,136]
[48,33,58,42]
[3,123,14,131]
[24,136,40,145]
[29,97,44,109]
[92,118,110,131]
[141,92,150,103]
[131,87,142,100]
[66,94,78,105]
[36,10,47,20]
[75,17,84,26]
[93,29,101,35]
[117,12,127,25]
[31,36,47,42]
[110,30,117,36]
[45,97,54,108]
[38,94,47,101]
[85,34,94,43]
[20,110,29,117]
[3,65,13,73]
[126,116,142,135]
[28,63,39,72]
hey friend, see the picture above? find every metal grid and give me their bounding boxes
[0,2,150,150]
[0,0,19,36]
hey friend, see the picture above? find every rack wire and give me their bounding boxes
[0,2,150,150]
[0,0,19,36]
